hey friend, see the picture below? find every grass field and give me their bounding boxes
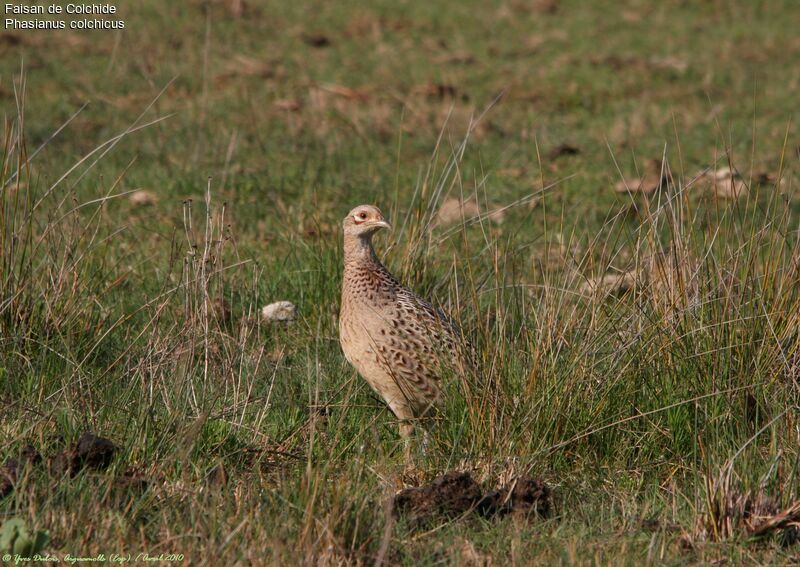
[1,0,800,564]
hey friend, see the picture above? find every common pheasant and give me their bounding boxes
[339,204,466,457]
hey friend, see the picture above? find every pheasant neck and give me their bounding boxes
[343,234,380,267]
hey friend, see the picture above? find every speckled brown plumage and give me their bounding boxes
[339,205,465,448]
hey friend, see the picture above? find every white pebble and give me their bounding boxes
[261,301,297,322]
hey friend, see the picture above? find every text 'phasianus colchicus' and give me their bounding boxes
[339,205,467,458]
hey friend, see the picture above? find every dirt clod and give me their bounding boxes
[414,82,460,100]
[549,143,580,160]
[303,33,331,48]
[394,472,553,529]
[394,472,483,528]
[205,463,229,487]
[699,475,800,544]
[212,298,232,325]
[0,463,16,498]
[533,0,558,14]
[50,432,118,477]
[477,476,553,519]
[0,444,42,498]
[75,432,117,470]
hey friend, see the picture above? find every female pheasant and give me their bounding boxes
[339,204,466,458]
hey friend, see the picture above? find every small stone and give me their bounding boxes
[713,178,747,199]
[435,198,480,226]
[614,175,662,194]
[129,190,158,206]
[274,98,301,111]
[581,271,637,297]
[709,166,735,181]
[261,301,297,322]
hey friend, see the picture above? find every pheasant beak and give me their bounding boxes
[370,218,391,231]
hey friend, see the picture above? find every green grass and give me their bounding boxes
[2,0,800,563]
